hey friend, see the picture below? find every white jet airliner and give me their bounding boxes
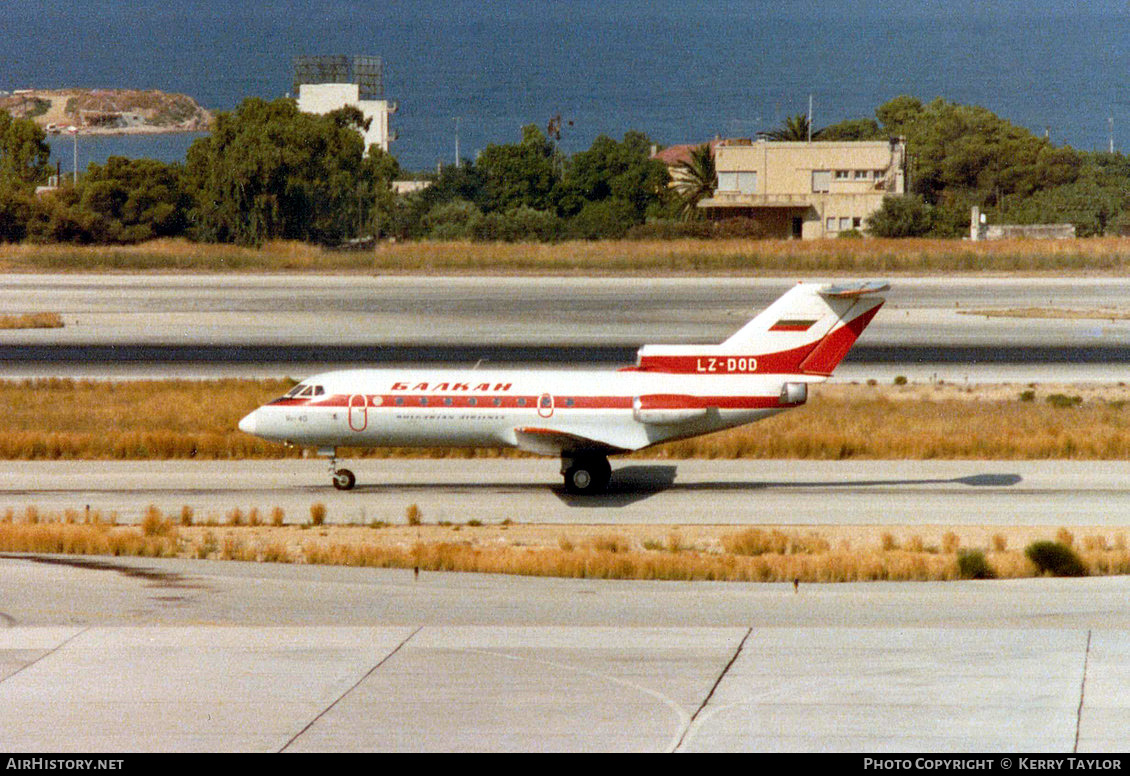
[238,281,888,493]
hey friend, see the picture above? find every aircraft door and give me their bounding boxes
[348,394,368,432]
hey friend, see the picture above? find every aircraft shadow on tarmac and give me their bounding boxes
[554,468,1023,508]
[337,469,1022,508]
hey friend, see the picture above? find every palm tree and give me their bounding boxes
[758,114,822,142]
[672,143,716,220]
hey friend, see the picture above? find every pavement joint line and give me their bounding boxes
[674,626,752,753]
[1073,628,1092,754]
[0,626,89,686]
[461,643,695,752]
[277,625,422,753]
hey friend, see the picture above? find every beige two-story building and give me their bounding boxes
[697,138,906,239]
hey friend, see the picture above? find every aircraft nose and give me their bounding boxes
[238,410,258,435]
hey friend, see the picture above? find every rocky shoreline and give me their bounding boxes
[0,87,212,134]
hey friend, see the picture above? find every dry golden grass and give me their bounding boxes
[7,236,1130,275]
[0,312,63,329]
[4,378,1130,461]
[960,307,1130,320]
[3,508,1130,582]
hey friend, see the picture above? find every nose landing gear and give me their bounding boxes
[332,468,356,491]
[321,447,356,491]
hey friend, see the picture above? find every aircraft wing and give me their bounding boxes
[513,427,629,457]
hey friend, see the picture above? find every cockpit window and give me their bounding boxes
[283,384,322,399]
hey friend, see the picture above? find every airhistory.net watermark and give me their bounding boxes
[5,760,124,771]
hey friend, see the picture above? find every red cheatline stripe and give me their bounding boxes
[267,394,789,410]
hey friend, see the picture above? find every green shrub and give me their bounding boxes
[957,549,995,579]
[1025,541,1087,577]
[422,199,481,239]
[567,199,638,239]
[865,195,934,238]
[1046,393,1083,408]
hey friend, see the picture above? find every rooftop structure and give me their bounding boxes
[293,55,396,154]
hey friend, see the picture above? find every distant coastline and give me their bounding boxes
[0,88,212,135]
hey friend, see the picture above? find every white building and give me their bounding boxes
[296,82,396,154]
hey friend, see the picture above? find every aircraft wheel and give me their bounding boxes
[563,456,610,495]
[332,469,356,491]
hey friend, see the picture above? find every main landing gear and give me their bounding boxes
[321,447,356,491]
[561,453,611,495]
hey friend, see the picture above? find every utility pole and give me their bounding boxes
[454,117,461,168]
[807,94,813,143]
[68,126,78,185]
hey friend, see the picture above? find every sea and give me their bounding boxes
[6,0,1130,175]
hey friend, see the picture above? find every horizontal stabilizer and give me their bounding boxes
[818,281,890,298]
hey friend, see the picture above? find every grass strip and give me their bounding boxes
[8,236,1130,275]
[2,508,1128,582]
[0,312,63,329]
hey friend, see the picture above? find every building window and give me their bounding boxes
[840,217,852,231]
[812,170,831,193]
[854,170,870,180]
[718,171,757,193]
[826,217,837,232]
[834,170,850,180]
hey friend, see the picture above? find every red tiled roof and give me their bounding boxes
[650,139,725,167]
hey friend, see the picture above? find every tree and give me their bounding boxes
[78,157,188,243]
[0,184,34,241]
[874,96,1084,210]
[758,113,819,142]
[183,98,374,245]
[671,143,716,220]
[0,110,51,187]
[558,131,668,220]
[475,124,561,213]
[817,118,884,141]
[358,146,402,238]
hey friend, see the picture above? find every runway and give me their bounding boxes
[3,458,1128,527]
[4,274,1130,382]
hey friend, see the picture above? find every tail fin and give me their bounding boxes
[632,281,888,377]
